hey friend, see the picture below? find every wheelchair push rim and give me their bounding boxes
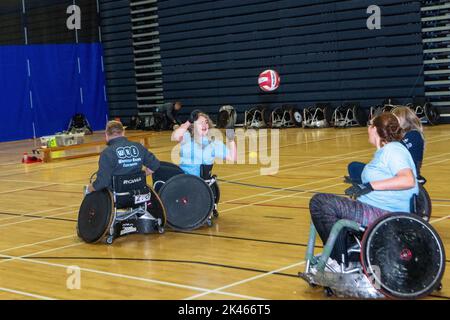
[416,184,432,222]
[77,189,114,243]
[158,174,215,231]
[360,213,445,299]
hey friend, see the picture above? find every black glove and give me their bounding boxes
[343,176,354,184]
[345,182,373,199]
[417,175,427,185]
[188,109,202,124]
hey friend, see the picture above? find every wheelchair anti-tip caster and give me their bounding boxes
[213,209,219,218]
[206,218,213,227]
[106,235,114,245]
[157,226,165,234]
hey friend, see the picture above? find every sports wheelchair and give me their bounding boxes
[368,98,399,122]
[299,195,445,299]
[152,161,220,231]
[406,97,440,126]
[331,102,367,128]
[77,171,166,244]
[302,103,333,128]
[244,105,270,128]
[217,105,237,129]
[269,105,302,128]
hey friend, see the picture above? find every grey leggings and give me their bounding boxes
[309,193,390,263]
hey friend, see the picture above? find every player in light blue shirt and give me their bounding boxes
[309,112,418,266]
[358,141,418,212]
[172,110,237,177]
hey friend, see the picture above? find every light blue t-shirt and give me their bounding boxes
[358,142,418,213]
[179,132,228,176]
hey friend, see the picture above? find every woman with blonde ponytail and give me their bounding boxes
[392,106,425,178]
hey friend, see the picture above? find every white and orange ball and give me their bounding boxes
[258,69,280,92]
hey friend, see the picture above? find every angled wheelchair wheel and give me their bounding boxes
[158,174,214,230]
[210,179,220,205]
[416,184,432,221]
[290,108,303,127]
[261,106,272,127]
[323,105,333,127]
[77,189,114,243]
[146,187,167,227]
[361,213,445,299]
[354,105,368,127]
[424,102,440,125]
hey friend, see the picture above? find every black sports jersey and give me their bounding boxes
[92,136,160,191]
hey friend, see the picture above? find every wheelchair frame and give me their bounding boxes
[152,162,221,230]
[302,105,331,128]
[78,172,165,245]
[244,106,267,128]
[270,106,297,128]
[299,212,445,299]
[106,187,165,244]
[332,104,364,128]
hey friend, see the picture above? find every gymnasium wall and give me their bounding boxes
[0,0,108,142]
[158,0,425,115]
[98,0,137,121]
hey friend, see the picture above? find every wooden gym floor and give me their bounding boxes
[0,125,449,300]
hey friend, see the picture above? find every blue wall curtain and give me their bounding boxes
[0,0,108,142]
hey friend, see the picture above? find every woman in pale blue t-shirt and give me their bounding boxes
[172,110,237,177]
[309,112,418,267]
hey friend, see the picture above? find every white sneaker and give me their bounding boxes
[325,258,341,272]
[309,258,341,274]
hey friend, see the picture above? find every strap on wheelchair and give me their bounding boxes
[410,194,418,215]
[200,164,213,180]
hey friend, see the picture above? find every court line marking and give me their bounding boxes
[220,182,344,215]
[0,136,446,227]
[185,212,450,300]
[0,287,56,300]
[1,138,448,229]
[0,145,446,229]
[1,130,449,189]
[0,182,59,195]
[0,209,78,228]
[0,131,368,184]
[0,204,78,223]
[0,215,450,300]
[429,214,450,224]
[220,133,450,183]
[1,130,449,299]
[0,250,265,300]
[1,140,444,226]
[0,235,74,254]
[0,242,83,265]
[1,200,448,300]
[0,150,365,228]
[0,178,86,186]
[0,144,377,228]
[185,260,306,300]
[0,204,78,222]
